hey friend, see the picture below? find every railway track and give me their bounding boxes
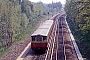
[62,17,77,60]
[51,13,83,60]
[17,12,83,60]
[59,17,76,60]
[56,16,66,60]
[56,15,83,60]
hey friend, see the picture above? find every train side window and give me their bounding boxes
[43,37,46,42]
[32,36,35,41]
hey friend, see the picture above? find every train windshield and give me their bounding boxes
[32,36,47,42]
[37,35,42,41]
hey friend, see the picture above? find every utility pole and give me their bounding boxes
[48,4,49,19]
[48,12,49,19]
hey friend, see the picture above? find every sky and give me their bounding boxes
[29,0,66,4]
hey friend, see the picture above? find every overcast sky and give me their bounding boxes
[29,0,66,4]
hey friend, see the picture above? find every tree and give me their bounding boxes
[65,0,90,58]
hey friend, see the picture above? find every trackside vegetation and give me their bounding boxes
[65,0,90,59]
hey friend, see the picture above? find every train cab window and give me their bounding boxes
[43,37,47,42]
[32,36,35,41]
[37,35,42,41]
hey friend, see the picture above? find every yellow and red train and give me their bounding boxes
[31,20,53,51]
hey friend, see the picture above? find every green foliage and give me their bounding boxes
[47,2,62,13]
[0,48,9,57]
[17,34,25,41]
[65,0,90,59]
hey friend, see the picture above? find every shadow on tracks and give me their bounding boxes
[25,48,46,57]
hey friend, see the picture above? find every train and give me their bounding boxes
[31,20,54,51]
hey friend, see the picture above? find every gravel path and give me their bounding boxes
[0,35,31,60]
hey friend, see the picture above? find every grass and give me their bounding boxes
[18,34,25,41]
[0,48,9,57]
[26,26,35,34]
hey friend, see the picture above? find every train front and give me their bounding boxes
[31,35,47,51]
[31,20,53,51]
